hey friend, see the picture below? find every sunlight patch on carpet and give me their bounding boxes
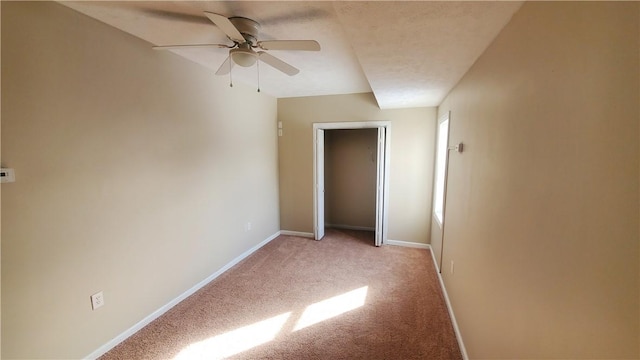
[293,286,368,331]
[173,312,292,360]
[173,287,368,359]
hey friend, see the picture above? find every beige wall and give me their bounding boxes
[325,129,378,229]
[437,2,639,358]
[278,93,436,244]
[1,2,279,358]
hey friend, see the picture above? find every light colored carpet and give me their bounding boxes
[99,229,462,359]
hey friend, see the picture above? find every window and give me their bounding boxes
[433,117,449,224]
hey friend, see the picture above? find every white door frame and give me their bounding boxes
[433,111,451,271]
[315,128,326,240]
[313,121,391,246]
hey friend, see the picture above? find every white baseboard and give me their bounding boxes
[385,239,430,249]
[326,224,375,232]
[84,231,281,360]
[279,230,314,238]
[427,245,469,360]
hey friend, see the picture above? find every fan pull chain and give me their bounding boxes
[229,58,233,88]
[257,60,261,93]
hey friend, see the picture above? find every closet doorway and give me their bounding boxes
[313,121,391,246]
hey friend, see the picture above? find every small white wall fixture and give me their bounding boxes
[313,121,391,246]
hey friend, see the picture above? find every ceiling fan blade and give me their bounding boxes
[215,56,235,75]
[153,44,231,50]
[257,40,320,51]
[204,12,245,43]
[258,51,299,76]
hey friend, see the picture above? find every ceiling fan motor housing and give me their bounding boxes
[229,17,261,46]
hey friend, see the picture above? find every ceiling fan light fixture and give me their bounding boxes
[230,47,257,67]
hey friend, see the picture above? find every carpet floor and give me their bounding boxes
[99,229,462,360]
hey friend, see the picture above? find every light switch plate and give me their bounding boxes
[0,168,15,183]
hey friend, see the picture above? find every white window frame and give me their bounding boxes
[433,113,450,226]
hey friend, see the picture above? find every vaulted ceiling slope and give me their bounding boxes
[60,1,522,109]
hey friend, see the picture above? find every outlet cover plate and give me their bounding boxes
[91,291,104,310]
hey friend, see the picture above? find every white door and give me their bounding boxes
[315,129,325,240]
[374,127,386,247]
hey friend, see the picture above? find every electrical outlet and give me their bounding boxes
[244,222,252,232]
[450,261,455,275]
[91,291,104,310]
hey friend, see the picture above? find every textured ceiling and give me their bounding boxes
[60,1,522,109]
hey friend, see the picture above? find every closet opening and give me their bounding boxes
[313,121,390,246]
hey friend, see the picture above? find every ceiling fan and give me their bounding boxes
[153,12,320,77]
